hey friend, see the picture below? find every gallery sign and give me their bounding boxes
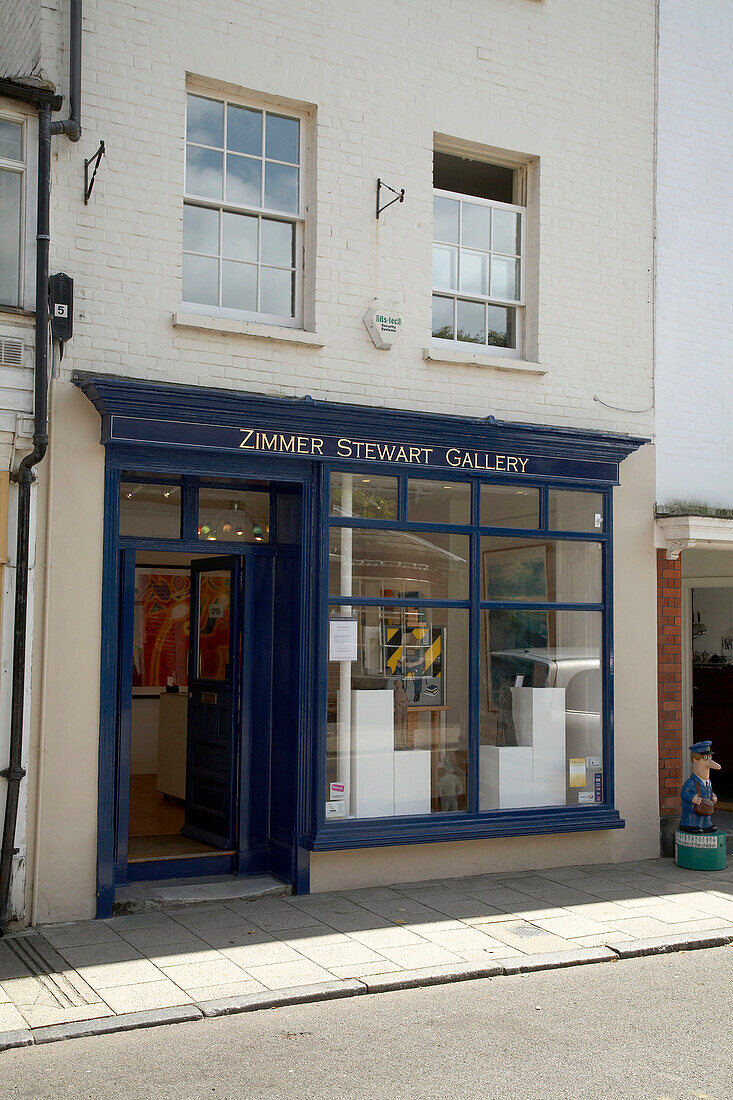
[107,415,618,481]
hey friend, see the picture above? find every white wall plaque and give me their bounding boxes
[363,302,403,349]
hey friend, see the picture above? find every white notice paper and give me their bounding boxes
[329,617,358,662]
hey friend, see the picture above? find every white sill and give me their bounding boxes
[423,346,545,375]
[173,312,325,347]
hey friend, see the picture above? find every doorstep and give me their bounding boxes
[112,874,291,914]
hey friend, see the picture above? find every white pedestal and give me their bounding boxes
[511,687,566,806]
[480,745,533,809]
[394,750,431,816]
[349,690,394,818]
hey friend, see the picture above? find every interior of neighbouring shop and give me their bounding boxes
[691,582,733,808]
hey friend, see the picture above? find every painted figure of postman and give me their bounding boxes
[679,740,720,834]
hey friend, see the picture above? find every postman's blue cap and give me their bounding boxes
[689,740,713,754]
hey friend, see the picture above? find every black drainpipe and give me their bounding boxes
[0,1,82,935]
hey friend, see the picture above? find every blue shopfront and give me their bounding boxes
[75,374,645,918]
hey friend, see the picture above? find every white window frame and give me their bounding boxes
[0,109,29,312]
[182,91,306,329]
[432,187,526,359]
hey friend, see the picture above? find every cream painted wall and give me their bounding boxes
[312,445,659,891]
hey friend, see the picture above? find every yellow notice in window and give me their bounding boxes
[569,758,587,788]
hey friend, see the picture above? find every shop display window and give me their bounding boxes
[198,487,270,543]
[119,479,182,539]
[407,479,471,525]
[480,484,539,529]
[549,489,604,533]
[330,473,398,520]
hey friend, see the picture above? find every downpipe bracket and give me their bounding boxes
[0,767,26,782]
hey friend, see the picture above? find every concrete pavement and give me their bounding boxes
[1,856,732,1050]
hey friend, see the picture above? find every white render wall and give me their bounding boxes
[655,0,733,509]
[31,0,656,439]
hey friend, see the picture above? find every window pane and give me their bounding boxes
[260,265,293,316]
[459,250,489,296]
[461,202,491,250]
[433,196,459,244]
[197,572,230,680]
[480,610,602,808]
[492,208,520,255]
[549,490,605,533]
[330,528,469,600]
[183,204,219,254]
[330,473,398,519]
[198,488,269,542]
[265,114,300,163]
[226,153,261,206]
[261,218,293,266]
[185,145,223,199]
[433,245,458,291]
[186,94,224,147]
[119,481,181,538]
[491,255,519,301]
[481,486,539,529]
[222,211,258,261]
[327,605,469,818]
[221,260,257,311]
[407,480,470,525]
[456,299,485,344]
[487,304,514,348]
[264,161,299,212]
[0,119,22,160]
[0,169,21,307]
[182,253,219,306]
[432,295,454,340]
[481,538,602,603]
[227,104,262,156]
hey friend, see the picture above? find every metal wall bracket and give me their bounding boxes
[84,140,106,204]
[376,178,405,219]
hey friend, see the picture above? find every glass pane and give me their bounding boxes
[226,153,261,206]
[0,169,21,307]
[461,202,491,250]
[432,245,457,291]
[492,208,520,255]
[432,295,454,340]
[330,472,398,519]
[227,104,262,156]
[182,253,219,306]
[480,610,602,808]
[221,260,257,311]
[330,528,469,600]
[260,266,293,317]
[326,605,469,818]
[266,114,300,163]
[264,161,299,213]
[186,94,224,147]
[133,568,190,691]
[185,145,223,199]
[183,204,219,254]
[0,119,22,160]
[549,490,605,533]
[407,480,470,525]
[487,304,514,348]
[198,488,270,542]
[480,486,539,529]
[481,537,602,603]
[222,211,258,261]
[197,571,230,680]
[491,255,519,301]
[261,218,293,266]
[459,249,489,296]
[456,299,485,344]
[433,196,459,244]
[119,481,181,538]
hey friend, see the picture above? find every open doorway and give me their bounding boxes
[691,585,733,810]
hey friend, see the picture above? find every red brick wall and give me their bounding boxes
[657,550,683,816]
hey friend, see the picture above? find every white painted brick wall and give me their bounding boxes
[17,0,656,438]
[656,0,733,509]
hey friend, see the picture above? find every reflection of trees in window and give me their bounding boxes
[434,324,510,348]
[330,486,397,520]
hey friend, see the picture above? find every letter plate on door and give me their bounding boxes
[201,691,217,704]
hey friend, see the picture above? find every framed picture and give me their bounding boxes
[723,635,733,653]
[133,568,190,692]
[382,624,445,708]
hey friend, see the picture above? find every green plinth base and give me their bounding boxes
[675,830,727,870]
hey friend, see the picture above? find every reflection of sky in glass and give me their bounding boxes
[432,295,454,339]
[434,196,458,243]
[493,209,519,255]
[183,205,218,254]
[187,95,223,147]
[186,146,223,199]
[0,119,22,160]
[264,162,298,213]
[222,260,257,311]
[457,300,485,344]
[260,266,293,316]
[461,202,491,250]
[433,245,457,291]
[226,154,261,206]
[266,115,299,163]
[492,256,519,301]
[460,250,490,296]
[227,105,261,156]
[261,219,293,266]
[0,170,21,306]
[222,211,258,261]
[487,305,511,347]
[183,253,218,306]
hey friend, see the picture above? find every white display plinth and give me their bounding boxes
[394,749,431,816]
[480,745,532,809]
[511,687,566,806]
[348,690,394,818]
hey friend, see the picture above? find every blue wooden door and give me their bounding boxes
[183,556,242,849]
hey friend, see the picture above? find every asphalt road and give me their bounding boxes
[3,947,732,1100]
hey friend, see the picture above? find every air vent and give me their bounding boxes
[0,337,24,367]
